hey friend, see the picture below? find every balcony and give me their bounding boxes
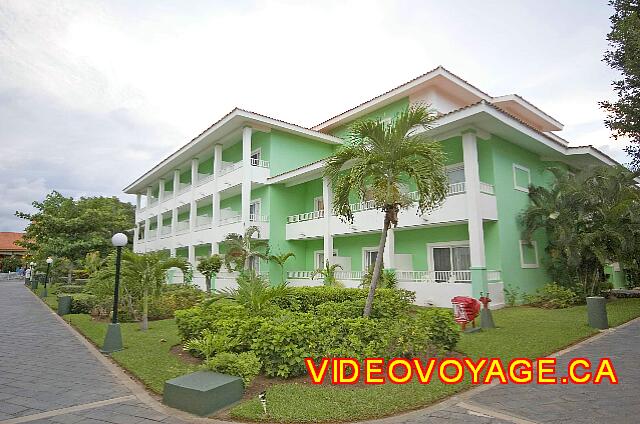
[195,215,212,230]
[217,160,271,191]
[147,229,157,239]
[197,172,214,186]
[160,225,172,238]
[285,182,497,240]
[175,220,190,234]
[287,269,501,283]
[177,182,191,194]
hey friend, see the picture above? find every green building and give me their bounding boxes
[124,67,619,307]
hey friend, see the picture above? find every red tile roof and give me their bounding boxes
[0,232,26,252]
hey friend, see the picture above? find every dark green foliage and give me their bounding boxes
[600,0,640,168]
[69,294,99,314]
[0,256,23,272]
[204,352,261,387]
[147,284,205,320]
[196,254,222,293]
[271,286,415,312]
[524,283,582,309]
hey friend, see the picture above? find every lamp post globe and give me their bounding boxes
[102,233,127,354]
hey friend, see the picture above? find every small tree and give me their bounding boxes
[121,251,189,330]
[324,104,448,317]
[268,252,295,284]
[312,260,343,287]
[197,254,222,294]
[221,226,269,271]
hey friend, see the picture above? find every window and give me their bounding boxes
[248,256,260,273]
[513,164,531,192]
[363,248,379,270]
[315,250,337,269]
[519,240,539,268]
[428,242,471,282]
[249,199,261,221]
[314,197,324,212]
[250,149,261,166]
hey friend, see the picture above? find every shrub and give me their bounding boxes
[57,284,86,294]
[147,284,205,320]
[184,328,237,359]
[415,308,460,352]
[504,284,521,307]
[361,268,398,289]
[524,283,582,309]
[204,351,261,387]
[69,294,99,314]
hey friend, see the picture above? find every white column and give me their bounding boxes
[191,158,199,187]
[171,208,178,236]
[211,242,219,254]
[158,178,165,203]
[170,247,176,257]
[136,194,142,209]
[241,127,252,227]
[173,169,180,194]
[188,245,196,267]
[462,130,487,297]
[189,200,197,231]
[146,186,153,205]
[144,218,150,239]
[322,176,333,265]
[133,223,140,244]
[383,228,395,269]
[213,144,222,226]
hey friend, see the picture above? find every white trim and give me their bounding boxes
[362,247,379,271]
[512,163,531,193]
[519,240,539,269]
[426,241,470,272]
[250,148,261,161]
[491,94,564,131]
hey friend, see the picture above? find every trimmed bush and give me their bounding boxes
[57,285,86,294]
[272,286,415,312]
[147,284,205,320]
[69,294,99,314]
[524,283,582,309]
[204,351,261,387]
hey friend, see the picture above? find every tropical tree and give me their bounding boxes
[521,166,640,295]
[197,254,223,294]
[84,251,104,275]
[268,252,296,284]
[120,251,189,330]
[324,104,448,317]
[311,260,343,287]
[214,270,290,315]
[221,226,269,271]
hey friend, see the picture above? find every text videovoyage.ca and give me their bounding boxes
[304,357,618,385]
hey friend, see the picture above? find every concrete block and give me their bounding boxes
[163,371,243,416]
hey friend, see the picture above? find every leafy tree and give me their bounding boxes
[221,226,269,271]
[84,251,104,275]
[0,256,23,273]
[268,252,295,284]
[324,104,448,317]
[311,260,343,287]
[15,191,134,279]
[600,0,640,169]
[521,166,640,295]
[197,254,223,294]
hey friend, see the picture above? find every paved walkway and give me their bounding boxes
[0,279,192,424]
[2,278,638,424]
[367,317,640,424]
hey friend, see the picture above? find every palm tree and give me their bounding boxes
[324,104,448,317]
[214,270,290,314]
[121,251,189,330]
[311,260,343,287]
[268,252,295,284]
[221,226,269,271]
[197,254,222,294]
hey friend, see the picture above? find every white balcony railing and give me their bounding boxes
[288,269,475,283]
[448,182,466,195]
[251,158,270,168]
[249,214,269,223]
[287,271,314,279]
[197,173,214,186]
[334,271,365,280]
[287,209,325,224]
[176,220,190,233]
[480,182,495,195]
[486,270,502,282]
[147,198,158,207]
[178,182,191,193]
[219,215,241,225]
[147,229,157,239]
[195,215,212,229]
[219,162,242,176]
[217,271,269,279]
[160,225,172,237]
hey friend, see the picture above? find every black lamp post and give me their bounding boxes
[41,257,53,298]
[101,233,127,354]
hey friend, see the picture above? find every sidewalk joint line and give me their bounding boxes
[0,395,137,424]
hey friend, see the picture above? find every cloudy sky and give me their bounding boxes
[0,0,629,231]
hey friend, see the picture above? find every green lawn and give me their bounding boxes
[65,314,198,393]
[229,299,640,422]
[37,291,640,422]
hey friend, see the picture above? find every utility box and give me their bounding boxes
[57,295,72,315]
[163,371,243,416]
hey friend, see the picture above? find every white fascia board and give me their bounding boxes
[312,67,492,132]
[123,109,342,193]
[491,94,564,131]
[565,146,620,167]
[268,160,326,185]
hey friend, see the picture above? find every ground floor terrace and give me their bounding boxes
[181,221,551,309]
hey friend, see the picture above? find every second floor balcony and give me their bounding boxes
[285,182,497,240]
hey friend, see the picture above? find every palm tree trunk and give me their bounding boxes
[363,216,390,317]
[141,287,149,331]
